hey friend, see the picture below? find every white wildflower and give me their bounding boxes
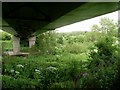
[93,49,98,53]
[115,40,119,44]
[46,66,57,71]
[35,69,41,74]
[10,69,14,73]
[55,47,58,49]
[35,69,40,72]
[15,71,20,74]
[17,64,24,68]
[56,55,60,58]
[112,40,119,46]
[46,50,50,54]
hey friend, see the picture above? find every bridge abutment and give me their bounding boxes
[12,35,36,54]
[12,36,20,54]
[28,36,36,48]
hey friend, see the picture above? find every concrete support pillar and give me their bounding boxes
[29,36,36,48]
[12,36,20,54]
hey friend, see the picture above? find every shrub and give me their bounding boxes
[64,43,88,54]
[2,75,37,88]
[86,35,118,89]
[30,31,57,55]
[49,81,73,88]
[2,40,13,52]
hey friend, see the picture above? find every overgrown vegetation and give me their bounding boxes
[2,18,119,89]
[0,31,12,52]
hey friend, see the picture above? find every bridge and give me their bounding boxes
[1,2,118,54]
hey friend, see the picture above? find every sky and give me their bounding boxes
[55,11,118,33]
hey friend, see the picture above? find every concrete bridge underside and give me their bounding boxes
[1,2,119,54]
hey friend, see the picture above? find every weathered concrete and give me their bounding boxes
[42,2,118,30]
[4,51,29,56]
[1,19,18,35]
[12,36,20,54]
[28,36,36,48]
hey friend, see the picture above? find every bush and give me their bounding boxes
[2,54,89,88]
[49,81,73,88]
[2,75,37,88]
[0,31,11,41]
[30,31,57,55]
[2,40,13,52]
[20,47,29,52]
[86,35,118,89]
[64,43,88,54]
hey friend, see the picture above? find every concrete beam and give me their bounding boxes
[42,2,118,29]
[0,19,18,35]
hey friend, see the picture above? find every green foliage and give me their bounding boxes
[2,53,88,88]
[30,31,57,55]
[2,75,36,88]
[50,81,73,88]
[86,18,118,89]
[2,40,13,51]
[2,18,119,89]
[1,31,12,52]
[20,47,29,52]
[0,31,11,40]
[64,43,88,54]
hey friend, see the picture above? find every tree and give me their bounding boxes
[31,31,57,55]
[0,31,11,40]
[92,17,118,36]
[87,18,119,89]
